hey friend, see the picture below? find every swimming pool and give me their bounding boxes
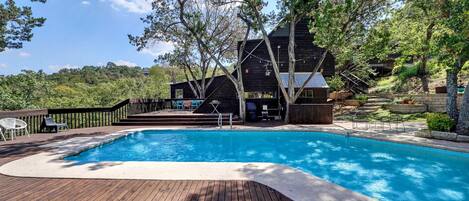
[66,130,469,201]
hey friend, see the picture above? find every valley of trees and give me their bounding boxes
[0,62,184,110]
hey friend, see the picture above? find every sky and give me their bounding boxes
[0,0,277,75]
[0,0,174,75]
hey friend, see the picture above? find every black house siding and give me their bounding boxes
[240,20,335,93]
[171,19,335,115]
[170,75,226,99]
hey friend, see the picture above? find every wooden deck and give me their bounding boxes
[0,127,292,201]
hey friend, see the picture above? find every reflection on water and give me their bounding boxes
[66,130,469,201]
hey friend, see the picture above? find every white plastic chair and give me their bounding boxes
[0,128,5,142]
[0,118,30,141]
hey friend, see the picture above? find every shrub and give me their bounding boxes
[398,65,419,80]
[326,75,345,92]
[426,113,455,132]
[353,94,368,105]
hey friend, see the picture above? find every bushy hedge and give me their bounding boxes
[426,113,455,132]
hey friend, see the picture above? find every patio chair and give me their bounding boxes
[351,112,370,130]
[40,117,68,133]
[191,100,202,110]
[183,100,192,110]
[389,115,405,132]
[0,128,6,142]
[176,100,184,110]
[0,118,30,140]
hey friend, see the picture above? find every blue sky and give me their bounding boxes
[0,0,175,75]
[0,0,276,75]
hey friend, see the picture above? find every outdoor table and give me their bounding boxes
[210,100,220,114]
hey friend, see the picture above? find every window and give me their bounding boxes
[299,89,314,98]
[245,91,277,99]
[175,89,183,99]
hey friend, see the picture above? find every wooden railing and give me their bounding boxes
[0,99,173,135]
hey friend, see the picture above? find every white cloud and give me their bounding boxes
[18,51,31,57]
[107,0,153,14]
[81,1,91,5]
[113,60,138,67]
[48,64,80,72]
[140,41,174,57]
[0,63,7,68]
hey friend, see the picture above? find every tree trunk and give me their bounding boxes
[446,70,459,121]
[419,22,434,93]
[457,82,469,135]
[419,55,430,93]
[286,19,296,123]
[237,81,246,121]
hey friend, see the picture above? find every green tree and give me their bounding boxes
[387,0,440,92]
[132,0,251,119]
[436,0,469,134]
[0,0,46,52]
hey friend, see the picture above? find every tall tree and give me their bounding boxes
[131,4,226,99]
[277,0,318,122]
[131,0,251,119]
[387,0,439,92]
[242,0,390,122]
[0,0,46,52]
[436,0,469,134]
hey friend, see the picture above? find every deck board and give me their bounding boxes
[0,127,293,201]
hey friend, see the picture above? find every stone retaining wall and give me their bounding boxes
[388,104,427,114]
[381,94,463,113]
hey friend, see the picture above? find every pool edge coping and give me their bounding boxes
[0,127,375,201]
[2,126,469,201]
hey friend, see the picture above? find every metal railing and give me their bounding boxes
[217,113,233,129]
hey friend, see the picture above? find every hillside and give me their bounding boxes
[0,63,185,111]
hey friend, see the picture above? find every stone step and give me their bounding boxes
[366,98,392,103]
[358,106,382,110]
[363,102,391,106]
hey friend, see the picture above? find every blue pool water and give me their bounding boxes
[66,130,469,201]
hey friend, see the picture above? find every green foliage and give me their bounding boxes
[336,108,426,122]
[0,0,46,52]
[326,75,345,91]
[353,94,368,105]
[0,64,183,111]
[396,64,419,81]
[309,0,391,83]
[426,113,456,132]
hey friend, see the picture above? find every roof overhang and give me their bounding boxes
[280,72,329,88]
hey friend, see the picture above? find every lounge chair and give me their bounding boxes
[0,118,30,140]
[40,117,68,133]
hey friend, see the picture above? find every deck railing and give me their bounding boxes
[0,99,177,135]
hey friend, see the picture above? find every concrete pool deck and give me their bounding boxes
[1,123,469,201]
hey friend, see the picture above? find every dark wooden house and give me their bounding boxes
[170,20,335,124]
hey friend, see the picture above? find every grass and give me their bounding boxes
[336,108,427,122]
[371,76,398,93]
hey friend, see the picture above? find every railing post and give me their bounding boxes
[230,113,233,129]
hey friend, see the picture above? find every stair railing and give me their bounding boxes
[218,113,233,129]
[229,113,233,129]
[218,113,223,129]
